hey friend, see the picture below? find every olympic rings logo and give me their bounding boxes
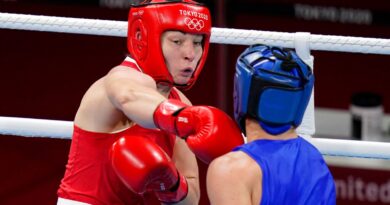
[184,17,205,31]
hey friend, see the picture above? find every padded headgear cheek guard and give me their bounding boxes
[233,45,314,135]
[128,0,211,90]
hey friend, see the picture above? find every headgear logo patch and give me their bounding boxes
[184,17,204,31]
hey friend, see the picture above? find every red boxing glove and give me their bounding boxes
[110,135,188,203]
[154,99,244,164]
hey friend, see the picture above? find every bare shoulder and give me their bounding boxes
[106,65,156,88]
[208,151,260,178]
[108,65,154,80]
[207,151,262,205]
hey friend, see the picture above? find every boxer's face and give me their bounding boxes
[161,31,203,85]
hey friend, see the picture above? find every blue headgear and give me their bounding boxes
[233,44,314,135]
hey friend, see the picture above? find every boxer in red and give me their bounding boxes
[57,1,243,205]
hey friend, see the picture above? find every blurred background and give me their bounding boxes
[1,0,390,204]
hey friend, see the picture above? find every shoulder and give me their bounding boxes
[108,65,153,81]
[106,65,156,88]
[207,151,262,204]
[208,151,261,185]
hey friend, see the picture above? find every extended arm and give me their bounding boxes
[104,66,166,129]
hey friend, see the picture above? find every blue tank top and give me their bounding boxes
[233,137,336,205]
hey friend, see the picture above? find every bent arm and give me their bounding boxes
[104,66,166,129]
[170,138,200,205]
[168,90,199,205]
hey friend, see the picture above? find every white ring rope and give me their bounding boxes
[1,116,390,160]
[0,12,127,37]
[0,117,73,139]
[1,12,390,55]
[306,138,390,160]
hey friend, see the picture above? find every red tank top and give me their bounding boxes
[57,57,181,205]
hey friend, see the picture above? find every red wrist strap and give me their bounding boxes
[153,99,187,134]
[155,173,188,204]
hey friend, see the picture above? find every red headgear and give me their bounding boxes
[127,0,212,89]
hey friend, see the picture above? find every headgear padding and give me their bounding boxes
[233,45,314,135]
[127,0,211,89]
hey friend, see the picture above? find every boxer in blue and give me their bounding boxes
[207,44,336,205]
